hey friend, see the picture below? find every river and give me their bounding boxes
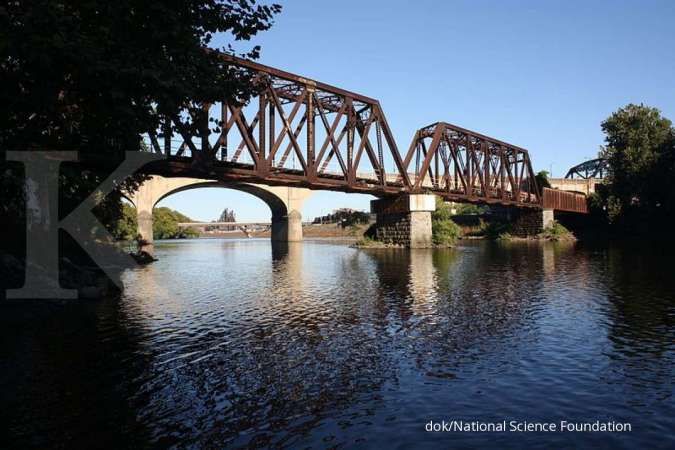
[2,239,674,449]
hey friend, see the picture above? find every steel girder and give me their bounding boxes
[142,51,571,210]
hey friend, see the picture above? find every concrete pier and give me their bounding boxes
[510,207,555,237]
[370,194,436,248]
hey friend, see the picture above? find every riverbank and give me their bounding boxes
[352,237,454,249]
[1,253,124,300]
[196,223,371,240]
[350,217,576,248]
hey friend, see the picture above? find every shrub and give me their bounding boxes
[153,207,197,239]
[455,203,488,215]
[432,197,454,221]
[432,219,461,246]
[431,197,461,246]
[497,232,513,241]
[541,221,572,241]
[354,236,379,247]
[481,221,512,240]
[111,203,138,241]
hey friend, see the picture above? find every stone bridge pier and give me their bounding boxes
[126,176,312,255]
[370,194,436,248]
[491,206,555,237]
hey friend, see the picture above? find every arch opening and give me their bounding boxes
[154,181,289,221]
[128,176,312,255]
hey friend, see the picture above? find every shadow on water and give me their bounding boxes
[0,298,155,448]
[1,238,674,449]
[596,242,675,420]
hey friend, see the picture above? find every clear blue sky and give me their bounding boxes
[159,0,675,222]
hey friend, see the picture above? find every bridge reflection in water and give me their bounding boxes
[2,240,674,448]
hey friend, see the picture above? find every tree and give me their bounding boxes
[456,203,488,215]
[535,170,551,192]
[218,208,236,222]
[111,203,138,241]
[1,0,281,156]
[432,197,461,246]
[152,207,199,239]
[108,205,198,240]
[0,0,280,260]
[432,197,454,222]
[600,104,675,225]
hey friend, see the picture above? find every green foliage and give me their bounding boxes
[432,197,461,246]
[433,197,454,221]
[110,203,138,241]
[586,191,604,214]
[540,221,571,241]
[455,203,488,215]
[342,211,370,227]
[354,236,379,247]
[0,0,278,262]
[109,205,198,240]
[314,209,370,226]
[153,207,199,240]
[480,221,513,240]
[432,219,461,246]
[605,195,624,224]
[535,170,552,191]
[496,232,513,241]
[597,104,675,227]
[1,1,281,155]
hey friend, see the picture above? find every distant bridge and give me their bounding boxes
[549,178,601,196]
[177,221,273,238]
[178,222,272,227]
[565,158,607,179]
[542,158,607,196]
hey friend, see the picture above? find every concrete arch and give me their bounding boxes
[126,176,312,254]
[152,181,290,218]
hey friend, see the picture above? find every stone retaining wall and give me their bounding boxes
[370,194,435,248]
[374,212,412,245]
[511,208,553,237]
[373,212,432,247]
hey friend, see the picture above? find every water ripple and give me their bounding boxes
[2,239,674,449]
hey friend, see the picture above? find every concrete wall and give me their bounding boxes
[548,178,601,195]
[126,176,311,254]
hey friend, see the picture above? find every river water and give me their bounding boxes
[2,239,674,449]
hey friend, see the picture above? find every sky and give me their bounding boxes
[159,0,675,222]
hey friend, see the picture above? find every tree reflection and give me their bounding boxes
[602,242,675,399]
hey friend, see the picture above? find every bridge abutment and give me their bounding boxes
[370,194,436,248]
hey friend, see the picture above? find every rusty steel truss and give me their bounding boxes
[143,51,585,212]
[403,122,540,206]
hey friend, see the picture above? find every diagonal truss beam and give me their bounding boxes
[145,51,551,210]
